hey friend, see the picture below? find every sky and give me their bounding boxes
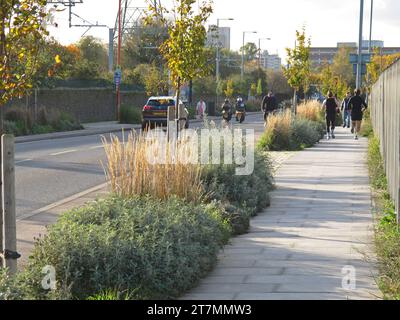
[47,0,400,61]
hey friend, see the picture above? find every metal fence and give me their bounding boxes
[370,59,400,223]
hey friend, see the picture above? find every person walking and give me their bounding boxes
[348,88,368,140]
[196,98,207,120]
[341,91,352,129]
[261,91,278,123]
[322,91,339,140]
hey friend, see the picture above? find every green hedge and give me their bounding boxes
[2,196,230,300]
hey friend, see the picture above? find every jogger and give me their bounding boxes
[322,91,339,140]
[348,89,368,140]
[341,92,352,128]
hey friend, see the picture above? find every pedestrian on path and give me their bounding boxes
[348,88,368,140]
[196,98,207,120]
[322,91,339,140]
[262,91,278,124]
[341,91,352,129]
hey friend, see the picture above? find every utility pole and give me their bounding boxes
[356,0,364,89]
[108,28,114,72]
[116,0,122,121]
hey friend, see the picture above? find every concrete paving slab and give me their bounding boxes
[183,128,382,300]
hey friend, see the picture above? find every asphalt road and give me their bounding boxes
[15,113,264,217]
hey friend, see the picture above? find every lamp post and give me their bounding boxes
[369,0,374,53]
[216,18,234,83]
[241,31,257,79]
[356,0,364,89]
[258,37,271,68]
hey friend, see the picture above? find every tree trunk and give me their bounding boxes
[175,77,181,139]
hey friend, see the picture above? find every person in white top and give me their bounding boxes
[196,98,207,119]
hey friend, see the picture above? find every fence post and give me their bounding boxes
[1,134,19,274]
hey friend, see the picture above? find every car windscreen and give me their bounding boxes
[147,99,175,107]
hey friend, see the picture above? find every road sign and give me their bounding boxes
[349,53,371,64]
[353,64,367,75]
[114,68,122,86]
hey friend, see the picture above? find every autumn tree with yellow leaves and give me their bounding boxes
[0,0,49,112]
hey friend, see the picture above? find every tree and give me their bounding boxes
[331,47,354,87]
[240,42,258,62]
[147,0,213,131]
[266,69,293,100]
[193,75,217,97]
[143,65,169,96]
[0,0,48,109]
[250,83,257,98]
[283,27,311,109]
[224,79,234,98]
[122,21,167,68]
[256,78,263,98]
[366,48,400,85]
[76,36,108,73]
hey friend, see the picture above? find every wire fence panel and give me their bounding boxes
[370,59,400,224]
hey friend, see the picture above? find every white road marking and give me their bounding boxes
[89,145,104,150]
[50,149,78,156]
[15,159,33,164]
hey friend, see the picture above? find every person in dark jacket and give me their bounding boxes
[348,88,368,140]
[322,91,339,140]
[261,91,278,122]
[341,91,352,129]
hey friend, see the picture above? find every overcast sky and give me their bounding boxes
[47,0,400,61]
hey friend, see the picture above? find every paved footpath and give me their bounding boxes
[184,127,382,300]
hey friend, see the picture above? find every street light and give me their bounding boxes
[369,0,374,53]
[216,18,234,83]
[241,31,257,79]
[356,0,364,89]
[258,37,271,68]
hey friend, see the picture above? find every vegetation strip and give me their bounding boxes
[363,113,400,300]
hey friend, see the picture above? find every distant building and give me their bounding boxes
[310,41,400,68]
[260,50,282,71]
[206,26,230,50]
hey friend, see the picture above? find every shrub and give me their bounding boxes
[24,196,231,300]
[4,107,81,136]
[257,110,292,151]
[4,120,26,136]
[361,109,373,137]
[368,135,387,191]
[31,124,55,135]
[201,150,274,218]
[297,101,324,122]
[102,131,203,203]
[119,105,142,124]
[245,99,261,112]
[290,118,324,150]
[257,109,324,151]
